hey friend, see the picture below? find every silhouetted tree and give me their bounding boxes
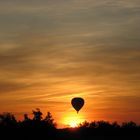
[122,121,137,129]
[112,121,120,129]
[95,121,112,129]
[79,121,89,128]
[0,113,17,127]
[24,114,30,121]
[44,112,56,128]
[89,121,97,128]
[32,108,43,121]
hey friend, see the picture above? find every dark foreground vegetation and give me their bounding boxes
[0,109,140,140]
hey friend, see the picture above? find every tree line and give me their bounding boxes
[0,108,140,140]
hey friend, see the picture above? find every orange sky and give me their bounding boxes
[0,0,140,128]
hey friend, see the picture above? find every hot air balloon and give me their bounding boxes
[71,97,84,113]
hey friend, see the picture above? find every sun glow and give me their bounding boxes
[63,113,85,128]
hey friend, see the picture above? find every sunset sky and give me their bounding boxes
[0,0,140,128]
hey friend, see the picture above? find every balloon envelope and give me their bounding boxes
[71,97,84,113]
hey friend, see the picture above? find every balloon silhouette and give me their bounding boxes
[71,97,84,113]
